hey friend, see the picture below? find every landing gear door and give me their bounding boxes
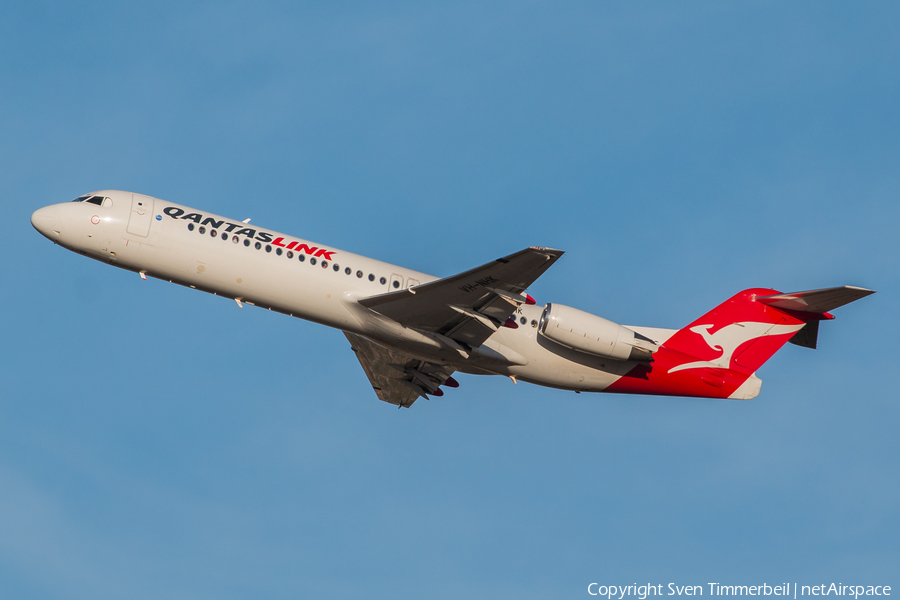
[127,193,155,237]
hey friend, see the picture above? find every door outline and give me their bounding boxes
[126,194,154,237]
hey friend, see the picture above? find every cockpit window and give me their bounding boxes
[85,196,105,206]
[71,195,91,202]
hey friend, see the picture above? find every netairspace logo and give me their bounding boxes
[587,584,892,600]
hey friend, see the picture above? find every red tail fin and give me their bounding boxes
[607,288,810,399]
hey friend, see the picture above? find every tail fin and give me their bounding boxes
[607,286,874,400]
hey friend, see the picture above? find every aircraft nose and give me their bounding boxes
[31,205,60,239]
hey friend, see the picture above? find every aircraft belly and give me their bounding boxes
[510,361,622,391]
[127,238,359,330]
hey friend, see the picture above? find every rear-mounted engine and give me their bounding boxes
[538,303,658,362]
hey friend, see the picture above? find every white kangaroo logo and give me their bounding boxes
[668,321,804,373]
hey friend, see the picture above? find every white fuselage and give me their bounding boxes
[31,190,675,394]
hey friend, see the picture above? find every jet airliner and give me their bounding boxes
[31,190,874,407]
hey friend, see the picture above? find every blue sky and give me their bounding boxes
[1,2,898,598]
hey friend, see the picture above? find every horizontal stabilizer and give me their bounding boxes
[756,286,874,314]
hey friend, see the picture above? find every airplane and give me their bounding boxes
[31,190,875,407]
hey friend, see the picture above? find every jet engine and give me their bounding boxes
[538,303,658,362]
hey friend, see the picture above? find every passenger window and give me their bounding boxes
[276,248,282,256]
[333,264,340,272]
[299,254,305,262]
[520,316,527,325]
[244,239,250,247]
[255,241,261,250]
[368,274,375,281]
[199,226,206,234]
[380,277,386,285]
[222,234,228,241]
[265,245,272,253]
[287,251,294,258]
[310,258,317,265]
[321,261,329,269]
[392,280,400,288]
[357,270,363,278]
[188,223,195,231]
[232,236,238,244]
[211,230,217,237]
[345,267,351,275]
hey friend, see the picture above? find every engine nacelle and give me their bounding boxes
[538,303,657,362]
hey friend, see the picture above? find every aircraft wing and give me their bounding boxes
[359,247,563,348]
[344,332,457,408]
